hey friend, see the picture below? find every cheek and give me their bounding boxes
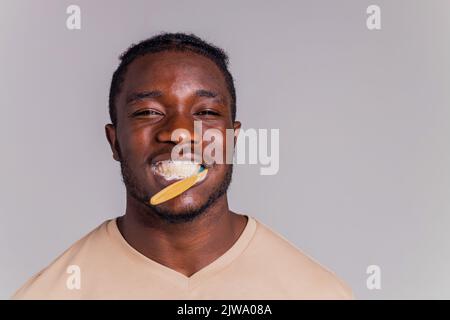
[193,161,227,185]
[201,127,232,164]
[119,128,152,161]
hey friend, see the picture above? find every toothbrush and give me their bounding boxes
[149,166,208,205]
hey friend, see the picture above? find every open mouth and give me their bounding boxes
[151,160,208,182]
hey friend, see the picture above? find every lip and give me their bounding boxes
[151,164,211,189]
[150,152,214,168]
[148,150,215,191]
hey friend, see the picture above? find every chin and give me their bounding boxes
[151,199,208,223]
[152,195,203,214]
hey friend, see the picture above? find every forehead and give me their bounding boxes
[119,51,229,101]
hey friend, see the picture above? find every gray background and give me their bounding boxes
[1,0,449,299]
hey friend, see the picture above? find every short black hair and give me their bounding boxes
[108,32,236,126]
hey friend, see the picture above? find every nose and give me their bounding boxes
[155,112,200,147]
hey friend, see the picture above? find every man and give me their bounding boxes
[13,33,353,299]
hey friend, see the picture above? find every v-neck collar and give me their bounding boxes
[107,215,257,289]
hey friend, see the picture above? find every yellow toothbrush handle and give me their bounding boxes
[150,169,208,205]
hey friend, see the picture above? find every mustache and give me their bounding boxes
[147,147,215,166]
[117,140,216,167]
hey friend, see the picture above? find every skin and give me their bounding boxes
[105,51,247,277]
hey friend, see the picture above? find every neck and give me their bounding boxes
[117,192,247,277]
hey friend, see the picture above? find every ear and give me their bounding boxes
[233,120,241,146]
[105,124,120,161]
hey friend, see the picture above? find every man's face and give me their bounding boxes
[106,51,240,222]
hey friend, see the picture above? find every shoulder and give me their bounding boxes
[11,220,113,300]
[247,217,354,299]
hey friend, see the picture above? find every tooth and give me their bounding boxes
[153,160,201,180]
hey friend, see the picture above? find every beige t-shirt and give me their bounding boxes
[12,215,353,299]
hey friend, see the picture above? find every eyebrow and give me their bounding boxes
[126,90,163,104]
[125,89,226,105]
[195,89,226,104]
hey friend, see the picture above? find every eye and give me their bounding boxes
[132,109,164,117]
[195,109,220,116]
